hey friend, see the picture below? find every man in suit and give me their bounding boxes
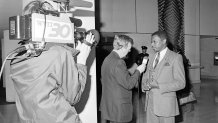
[100,34,147,123]
[141,31,186,123]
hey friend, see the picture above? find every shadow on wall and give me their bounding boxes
[75,46,96,113]
[96,39,113,122]
[125,47,139,69]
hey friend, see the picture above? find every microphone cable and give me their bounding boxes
[0,46,25,80]
[0,43,42,80]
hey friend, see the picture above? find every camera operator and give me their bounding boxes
[10,33,95,123]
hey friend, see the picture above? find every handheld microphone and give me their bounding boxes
[142,57,148,64]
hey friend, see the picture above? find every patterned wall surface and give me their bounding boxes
[158,0,184,54]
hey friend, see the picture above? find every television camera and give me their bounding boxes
[8,0,100,56]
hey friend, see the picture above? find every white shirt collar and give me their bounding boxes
[159,47,168,61]
[154,47,168,64]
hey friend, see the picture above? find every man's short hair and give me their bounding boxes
[151,30,169,44]
[113,35,133,50]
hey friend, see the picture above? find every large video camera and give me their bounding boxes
[9,13,99,45]
[8,0,99,55]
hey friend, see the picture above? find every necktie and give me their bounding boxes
[153,52,160,68]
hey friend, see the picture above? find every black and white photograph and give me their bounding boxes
[0,0,218,123]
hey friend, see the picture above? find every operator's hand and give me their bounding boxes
[76,32,95,65]
[136,63,146,74]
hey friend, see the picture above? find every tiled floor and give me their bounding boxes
[0,78,218,123]
[179,78,218,123]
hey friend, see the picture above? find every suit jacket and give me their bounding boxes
[100,51,141,122]
[142,48,185,117]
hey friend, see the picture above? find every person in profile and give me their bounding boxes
[136,46,149,66]
[100,35,147,123]
[141,30,185,123]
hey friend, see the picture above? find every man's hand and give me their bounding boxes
[142,81,151,92]
[136,63,146,73]
[141,78,159,92]
[76,32,95,65]
[149,78,159,89]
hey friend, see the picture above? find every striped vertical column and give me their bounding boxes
[158,0,184,54]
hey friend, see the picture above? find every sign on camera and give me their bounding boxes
[31,13,74,43]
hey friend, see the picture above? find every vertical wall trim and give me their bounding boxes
[158,0,184,54]
[135,0,138,33]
